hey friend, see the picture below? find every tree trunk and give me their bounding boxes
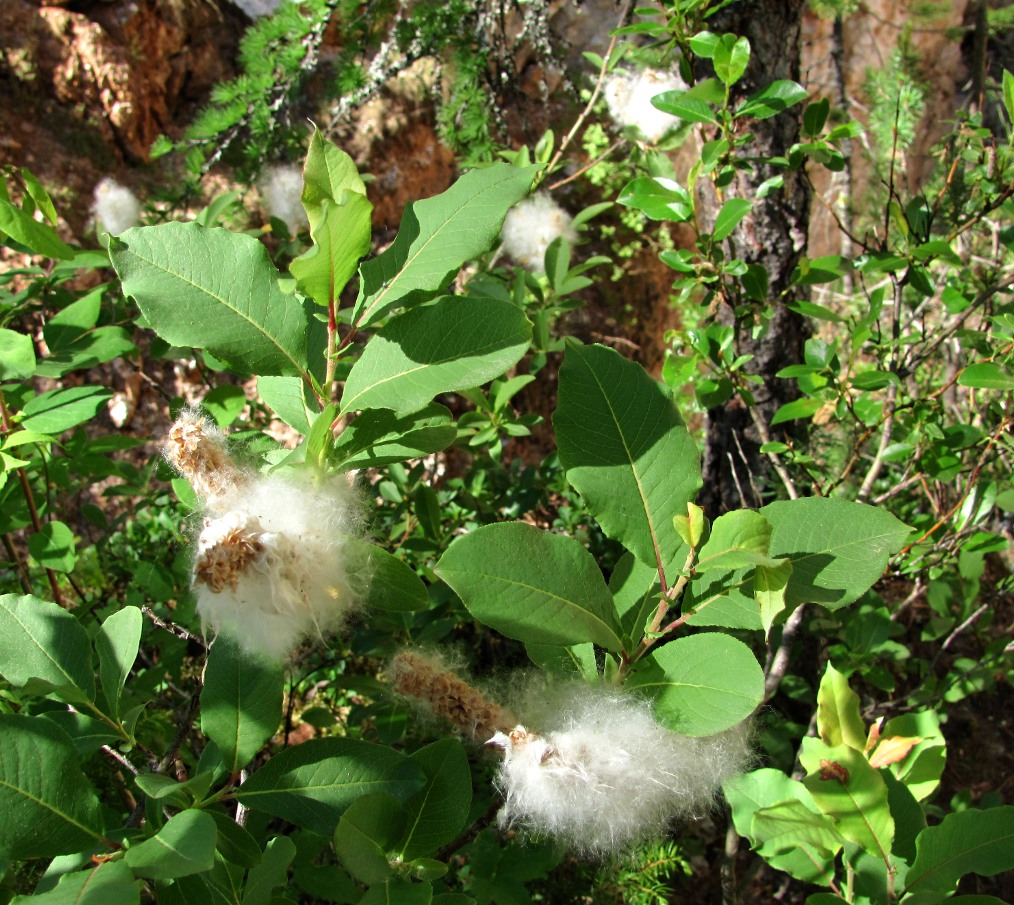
[696,0,811,515]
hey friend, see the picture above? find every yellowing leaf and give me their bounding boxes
[869,736,923,769]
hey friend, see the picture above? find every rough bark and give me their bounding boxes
[696,0,811,515]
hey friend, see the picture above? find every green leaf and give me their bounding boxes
[335,793,401,885]
[1003,69,1014,126]
[202,385,248,427]
[628,633,763,735]
[397,739,472,860]
[10,860,140,905]
[0,328,36,380]
[354,543,429,612]
[752,799,845,857]
[20,169,59,226]
[201,635,284,775]
[257,375,316,435]
[650,92,720,124]
[760,498,911,610]
[0,594,95,702]
[695,510,778,572]
[110,222,309,377]
[711,198,753,241]
[209,810,262,869]
[435,522,623,651]
[803,98,831,137]
[19,386,112,434]
[36,326,137,379]
[725,766,843,884]
[882,711,945,801]
[243,836,297,905]
[359,879,433,905]
[235,738,426,836]
[816,662,867,751]
[291,194,374,305]
[770,396,824,425]
[301,128,368,230]
[333,404,456,470]
[340,296,531,416]
[353,164,538,328]
[736,80,808,119]
[713,34,750,86]
[688,30,720,57]
[125,810,217,879]
[755,559,792,639]
[800,738,894,860]
[958,362,1014,390]
[905,806,1014,894]
[96,606,142,720]
[0,198,75,259]
[28,520,77,573]
[0,715,106,860]
[617,177,694,221]
[554,342,701,572]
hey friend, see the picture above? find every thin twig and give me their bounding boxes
[536,0,633,188]
[763,607,806,701]
[102,744,140,776]
[545,139,625,191]
[747,407,799,500]
[857,274,904,501]
[142,605,205,647]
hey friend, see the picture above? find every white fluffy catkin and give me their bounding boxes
[164,412,367,661]
[92,177,141,236]
[500,193,577,274]
[603,68,686,144]
[488,684,750,857]
[262,164,309,234]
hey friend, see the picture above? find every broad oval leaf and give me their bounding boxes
[19,386,112,435]
[0,594,95,702]
[353,163,538,328]
[333,404,456,470]
[397,739,473,860]
[554,342,701,574]
[0,328,36,380]
[341,296,531,415]
[0,198,75,259]
[435,522,623,651]
[904,805,1014,894]
[628,633,763,735]
[201,636,283,775]
[736,80,809,120]
[301,127,368,229]
[958,362,1014,390]
[235,738,426,836]
[760,498,911,610]
[800,738,894,858]
[712,198,753,242]
[10,860,140,905]
[617,177,694,221]
[124,809,217,879]
[291,194,374,305]
[27,520,76,573]
[816,662,867,751]
[355,542,429,613]
[0,714,107,860]
[110,222,309,378]
[96,605,142,720]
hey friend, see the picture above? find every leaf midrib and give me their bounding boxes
[123,240,306,378]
